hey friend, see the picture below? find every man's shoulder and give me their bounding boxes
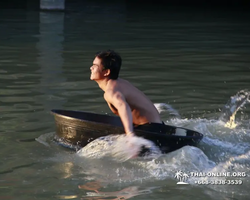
[104,88,119,97]
[104,79,128,98]
[104,88,124,102]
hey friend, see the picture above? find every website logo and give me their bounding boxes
[174,170,189,184]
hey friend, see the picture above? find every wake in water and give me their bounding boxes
[77,90,249,197]
[36,89,250,199]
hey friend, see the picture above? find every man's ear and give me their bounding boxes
[103,69,110,77]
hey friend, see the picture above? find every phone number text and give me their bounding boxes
[195,180,243,185]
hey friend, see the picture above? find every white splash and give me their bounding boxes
[154,103,180,117]
[35,132,54,147]
[77,134,161,162]
[219,90,250,129]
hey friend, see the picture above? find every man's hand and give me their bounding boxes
[126,131,135,136]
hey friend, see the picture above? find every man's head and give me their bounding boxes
[90,50,122,81]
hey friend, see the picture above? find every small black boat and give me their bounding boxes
[51,109,203,153]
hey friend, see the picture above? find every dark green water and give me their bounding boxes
[0,2,250,200]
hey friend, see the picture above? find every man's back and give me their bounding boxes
[106,78,162,125]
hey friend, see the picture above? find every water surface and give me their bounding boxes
[0,2,250,200]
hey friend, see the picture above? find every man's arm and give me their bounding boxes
[104,90,134,135]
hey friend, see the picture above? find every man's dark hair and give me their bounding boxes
[95,50,122,80]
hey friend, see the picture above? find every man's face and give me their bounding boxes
[90,57,105,81]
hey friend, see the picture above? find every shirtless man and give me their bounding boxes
[90,50,162,136]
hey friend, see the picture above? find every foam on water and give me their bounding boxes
[188,150,250,196]
[132,146,216,180]
[44,117,250,197]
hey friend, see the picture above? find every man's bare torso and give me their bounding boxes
[105,78,162,125]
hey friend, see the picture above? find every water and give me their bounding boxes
[1,1,250,199]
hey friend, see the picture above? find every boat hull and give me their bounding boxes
[51,109,203,153]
